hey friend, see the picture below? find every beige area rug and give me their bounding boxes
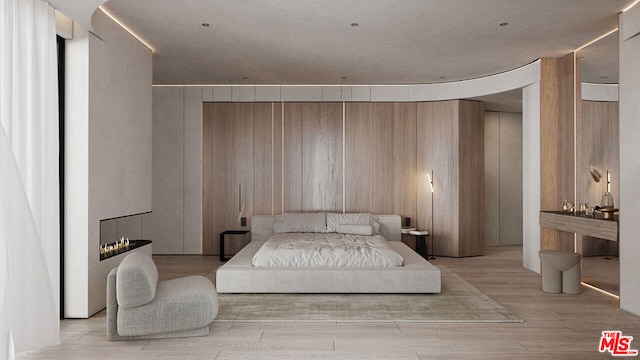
[210,266,523,323]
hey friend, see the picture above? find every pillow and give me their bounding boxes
[116,252,158,308]
[326,213,380,234]
[336,224,374,236]
[272,212,327,233]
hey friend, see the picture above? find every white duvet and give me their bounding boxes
[252,232,404,267]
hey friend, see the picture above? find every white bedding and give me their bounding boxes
[252,232,404,267]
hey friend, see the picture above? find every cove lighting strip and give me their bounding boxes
[623,0,640,13]
[581,282,620,300]
[99,6,155,52]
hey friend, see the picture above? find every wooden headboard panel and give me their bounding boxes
[250,214,402,242]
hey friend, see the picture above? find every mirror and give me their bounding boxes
[579,31,619,84]
[576,30,620,296]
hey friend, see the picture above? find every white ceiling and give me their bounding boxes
[52,0,633,110]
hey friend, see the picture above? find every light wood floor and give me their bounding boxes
[17,245,640,359]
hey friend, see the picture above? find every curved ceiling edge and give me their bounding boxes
[156,60,541,104]
[410,60,541,102]
[48,0,107,33]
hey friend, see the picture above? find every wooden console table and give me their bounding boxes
[539,211,618,241]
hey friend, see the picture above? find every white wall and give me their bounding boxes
[522,82,542,273]
[64,9,153,317]
[619,4,640,316]
[142,87,202,254]
[64,22,91,318]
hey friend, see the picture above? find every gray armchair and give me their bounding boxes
[107,252,218,340]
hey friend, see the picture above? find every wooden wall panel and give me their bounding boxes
[344,102,418,249]
[236,105,255,240]
[203,103,256,254]
[539,55,576,251]
[300,103,343,212]
[283,103,304,212]
[431,101,461,256]
[416,103,433,237]
[253,103,275,216]
[345,103,375,212]
[392,103,417,226]
[458,100,485,256]
[418,100,484,257]
[203,100,480,256]
[272,103,284,215]
[372,103,394,214]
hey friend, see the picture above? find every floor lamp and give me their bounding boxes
[427,171,435,260]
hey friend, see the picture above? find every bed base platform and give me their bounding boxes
[215,214,441,294]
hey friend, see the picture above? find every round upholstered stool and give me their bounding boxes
[538,250,581,294]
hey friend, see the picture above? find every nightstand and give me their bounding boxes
[219,230,249,261]
[408,230,430,260]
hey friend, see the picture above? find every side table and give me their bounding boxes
[219,230,249,261]
[408,230,430,260]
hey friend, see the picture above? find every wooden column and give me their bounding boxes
[418,100,485,257]
[539,54,578,251]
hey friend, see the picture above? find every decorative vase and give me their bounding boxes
[601,192,614,209]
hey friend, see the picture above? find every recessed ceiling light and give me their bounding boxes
[202,23,210,27]
[351,23,359,27]
[499,22,508,27]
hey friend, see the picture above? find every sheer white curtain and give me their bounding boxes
[0,0,60,356]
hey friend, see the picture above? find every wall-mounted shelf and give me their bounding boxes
[539,211,618,241]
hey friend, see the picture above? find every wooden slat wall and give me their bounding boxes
[203,101,482,256]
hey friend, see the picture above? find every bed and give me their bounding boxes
[215,213,441,293]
